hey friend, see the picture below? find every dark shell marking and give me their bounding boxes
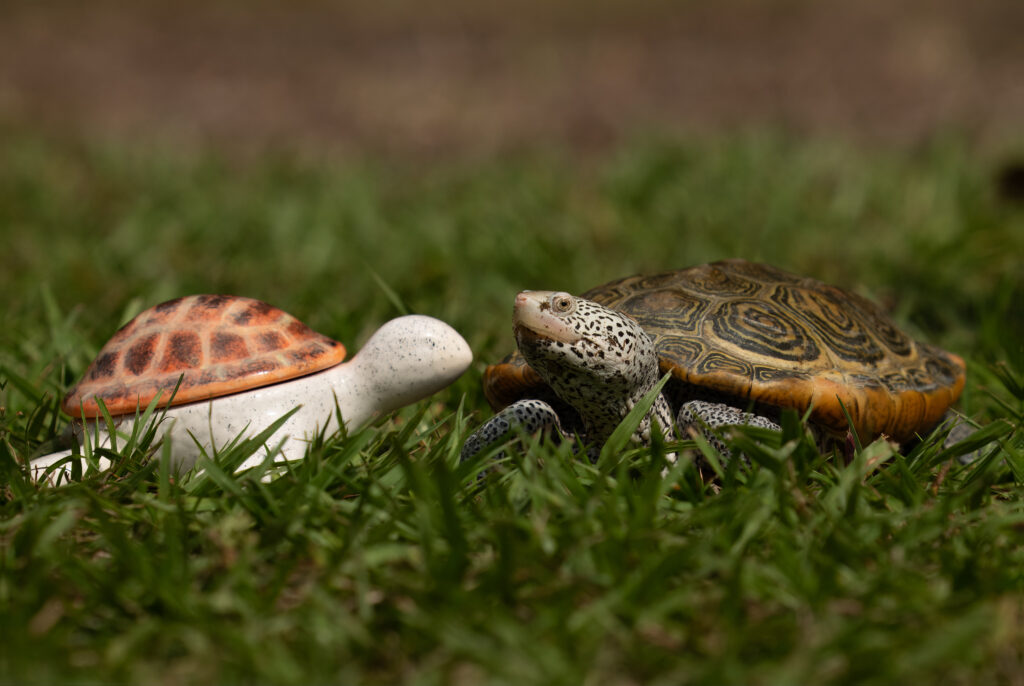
[63,295,346,418]
[484,260,965,444]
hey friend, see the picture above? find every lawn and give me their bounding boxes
[2,130,1022,685]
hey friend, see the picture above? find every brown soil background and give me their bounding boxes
[1,0,1022,155]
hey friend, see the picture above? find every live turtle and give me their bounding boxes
[461,260,966,462]
[32,294,472,481]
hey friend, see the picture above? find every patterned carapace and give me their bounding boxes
[484,260,966,444]
[63,295,346,418]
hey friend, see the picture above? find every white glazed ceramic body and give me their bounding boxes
[30,315,472,482]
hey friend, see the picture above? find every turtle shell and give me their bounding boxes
[484,260,966,444]
[63,295,346,419]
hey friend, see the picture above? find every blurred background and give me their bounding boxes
[1,0,1021,385]
[2,0,1022,154]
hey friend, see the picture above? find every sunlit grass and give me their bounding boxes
[2,130,1022,685]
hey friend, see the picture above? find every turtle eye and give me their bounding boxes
[551,294,575,314]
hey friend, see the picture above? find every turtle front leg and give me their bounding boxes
[677,400,781,459]
[460,399,572,462]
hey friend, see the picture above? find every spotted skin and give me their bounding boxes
[677,400,782,455]
[459,399,568,461]
[63,295,346,418]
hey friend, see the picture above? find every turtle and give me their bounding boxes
[460,260,967,463]
[32,294,472,482]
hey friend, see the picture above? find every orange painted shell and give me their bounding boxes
[63,295,346,419]
[485,260,966,445]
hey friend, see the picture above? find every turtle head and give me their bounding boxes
[512,291,661,423]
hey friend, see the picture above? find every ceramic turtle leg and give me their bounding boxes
[461,399,571,462]
[677,400,781,459]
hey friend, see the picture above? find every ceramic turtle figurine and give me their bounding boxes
[461,260,966,462]
[32,294,472,481]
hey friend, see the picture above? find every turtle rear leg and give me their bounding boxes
[460,399,571,462]
[677,400,781,459]
[935,410,983,464]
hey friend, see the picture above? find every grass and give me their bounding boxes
[1,129,1022,685]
